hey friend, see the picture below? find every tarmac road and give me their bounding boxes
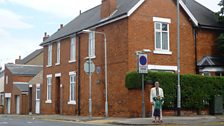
[0,116,113,126]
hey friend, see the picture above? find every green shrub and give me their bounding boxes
[125,71,141,89]
[125,71,224,111]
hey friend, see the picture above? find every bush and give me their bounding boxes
[125,71,224,110]
[125,71,142,89]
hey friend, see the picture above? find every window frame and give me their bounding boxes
[47,44,52,67]
[88,31,96,58]
[6,76,8,84]
[36,84,41,101]
[46,74,52,103]
[68,71,76,105]
[69,36,76,63]
[56,41,60,65]
[153,17,172,55]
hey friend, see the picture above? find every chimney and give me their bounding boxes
[79,10,82,15]
[60,24,63,29]
[58,24,64,31]
[15,56,21,64]
[101,0,117,19]
[43,32,49,41]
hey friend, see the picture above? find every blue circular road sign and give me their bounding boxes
[140,56,147,65]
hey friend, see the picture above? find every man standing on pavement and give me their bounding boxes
[150,81,164,123]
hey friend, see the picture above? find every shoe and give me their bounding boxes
[160,120,163,123]
[152,120,155,123]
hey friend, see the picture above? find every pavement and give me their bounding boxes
[1,114,224,125]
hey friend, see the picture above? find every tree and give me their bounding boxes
[215,33,224,55]
[215,0,224,55]
[217,0,224,23]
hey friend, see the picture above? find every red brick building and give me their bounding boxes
[4,49,43,114]
[4,64,42,114]
[40,0,224,117]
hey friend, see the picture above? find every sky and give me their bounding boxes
[0,0,221,70]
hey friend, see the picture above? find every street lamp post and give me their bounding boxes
[177,0,181,116]
[88,45,92,119]
[83,30,108,117]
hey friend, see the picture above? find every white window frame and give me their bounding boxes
[68,71,76,105]
[36,84,41,101]
[69,36,76,63]
[47,44,52,67]
[88,31,96,58]
[46,74,52,103]
[56,42,60,65]
[153,17,172,55]
[6,76,8,84]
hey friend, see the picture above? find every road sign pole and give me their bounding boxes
[142,73,145,118]
[89,41,92,120]
[138,54,148,118]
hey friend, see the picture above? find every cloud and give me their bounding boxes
[0,9,33,29]
[0,36,41,67]
[7,0,101,18]
[0,0,5,3]
[0,28,10,37]
[195,0,220,12]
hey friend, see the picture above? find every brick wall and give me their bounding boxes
[40,0,220,117]
[196,29,219,61]
[41,37,78,115]
[128,0,196,74]
[4,66,33,114]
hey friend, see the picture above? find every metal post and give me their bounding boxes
[142,73,145,118]
[104,35,108,118]
[177,0,181,116]
[88,33,92,119]
[83,30,108,117]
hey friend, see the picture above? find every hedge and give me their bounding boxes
[125,71,224,110]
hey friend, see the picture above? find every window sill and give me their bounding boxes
[85,56,96,60]
[45,100,52,104]
[68,101,76,105]
[46,65,52,68]
[55,63,60,66]
[153,50,172,55]
[69,60,76,63]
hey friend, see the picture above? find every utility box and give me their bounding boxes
[210,95,223,115]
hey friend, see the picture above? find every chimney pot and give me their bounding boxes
[43,32,49,41]
[60,24,63,29]
[15,56,22,64]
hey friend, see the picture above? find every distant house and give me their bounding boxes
[16,48,43,65]
[0,71,4,107]
[3,49,43,114]
[4,64,42,114]
[39,0,224,117]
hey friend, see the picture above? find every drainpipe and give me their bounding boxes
[193,27,198,74]
[77,35,81,116]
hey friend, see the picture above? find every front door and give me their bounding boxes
[35,84,40,114]
[6,98,10,114]
[15,96,20,114]
[55,77,61,114]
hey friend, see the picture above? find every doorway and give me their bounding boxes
[15,95,20,114]
[55,77,61,114]
[6,98,10,114]
[35,84,40,114]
